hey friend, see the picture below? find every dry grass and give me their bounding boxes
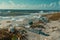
[0,29,28,40]
[43,12,60,21]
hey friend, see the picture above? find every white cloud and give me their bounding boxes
[9,0,15,6]
[0,0,57,9]
[58,1,60,5]
[0,1,29,9]
[0,1,14,9]
[49,2,56,8]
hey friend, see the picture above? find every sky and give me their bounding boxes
[0,0,60,10]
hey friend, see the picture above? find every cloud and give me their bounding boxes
[0,1,29,9]
[58,1,60,5]
[0,1,14,9]
[49,2,56,7]
[36,2,56,9]
[0,0,57,10]
[9,0,15,6]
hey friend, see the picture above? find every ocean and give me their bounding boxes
[0,10,60,16]
[0,10,60,20]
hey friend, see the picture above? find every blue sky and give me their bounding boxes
[0,0,60,10]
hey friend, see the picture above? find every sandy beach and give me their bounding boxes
[0,12,60,40]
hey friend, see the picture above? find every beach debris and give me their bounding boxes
[0,27,28,40]
[39,16,49,24]
[29,21,33,25]
[8,27,16,33]
[45,38,47,40]
[28,28,49,36]
[30,24,45,29]
[25,25,31,28]
[39,31,50,36]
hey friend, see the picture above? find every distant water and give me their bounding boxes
[0,10,60,16]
